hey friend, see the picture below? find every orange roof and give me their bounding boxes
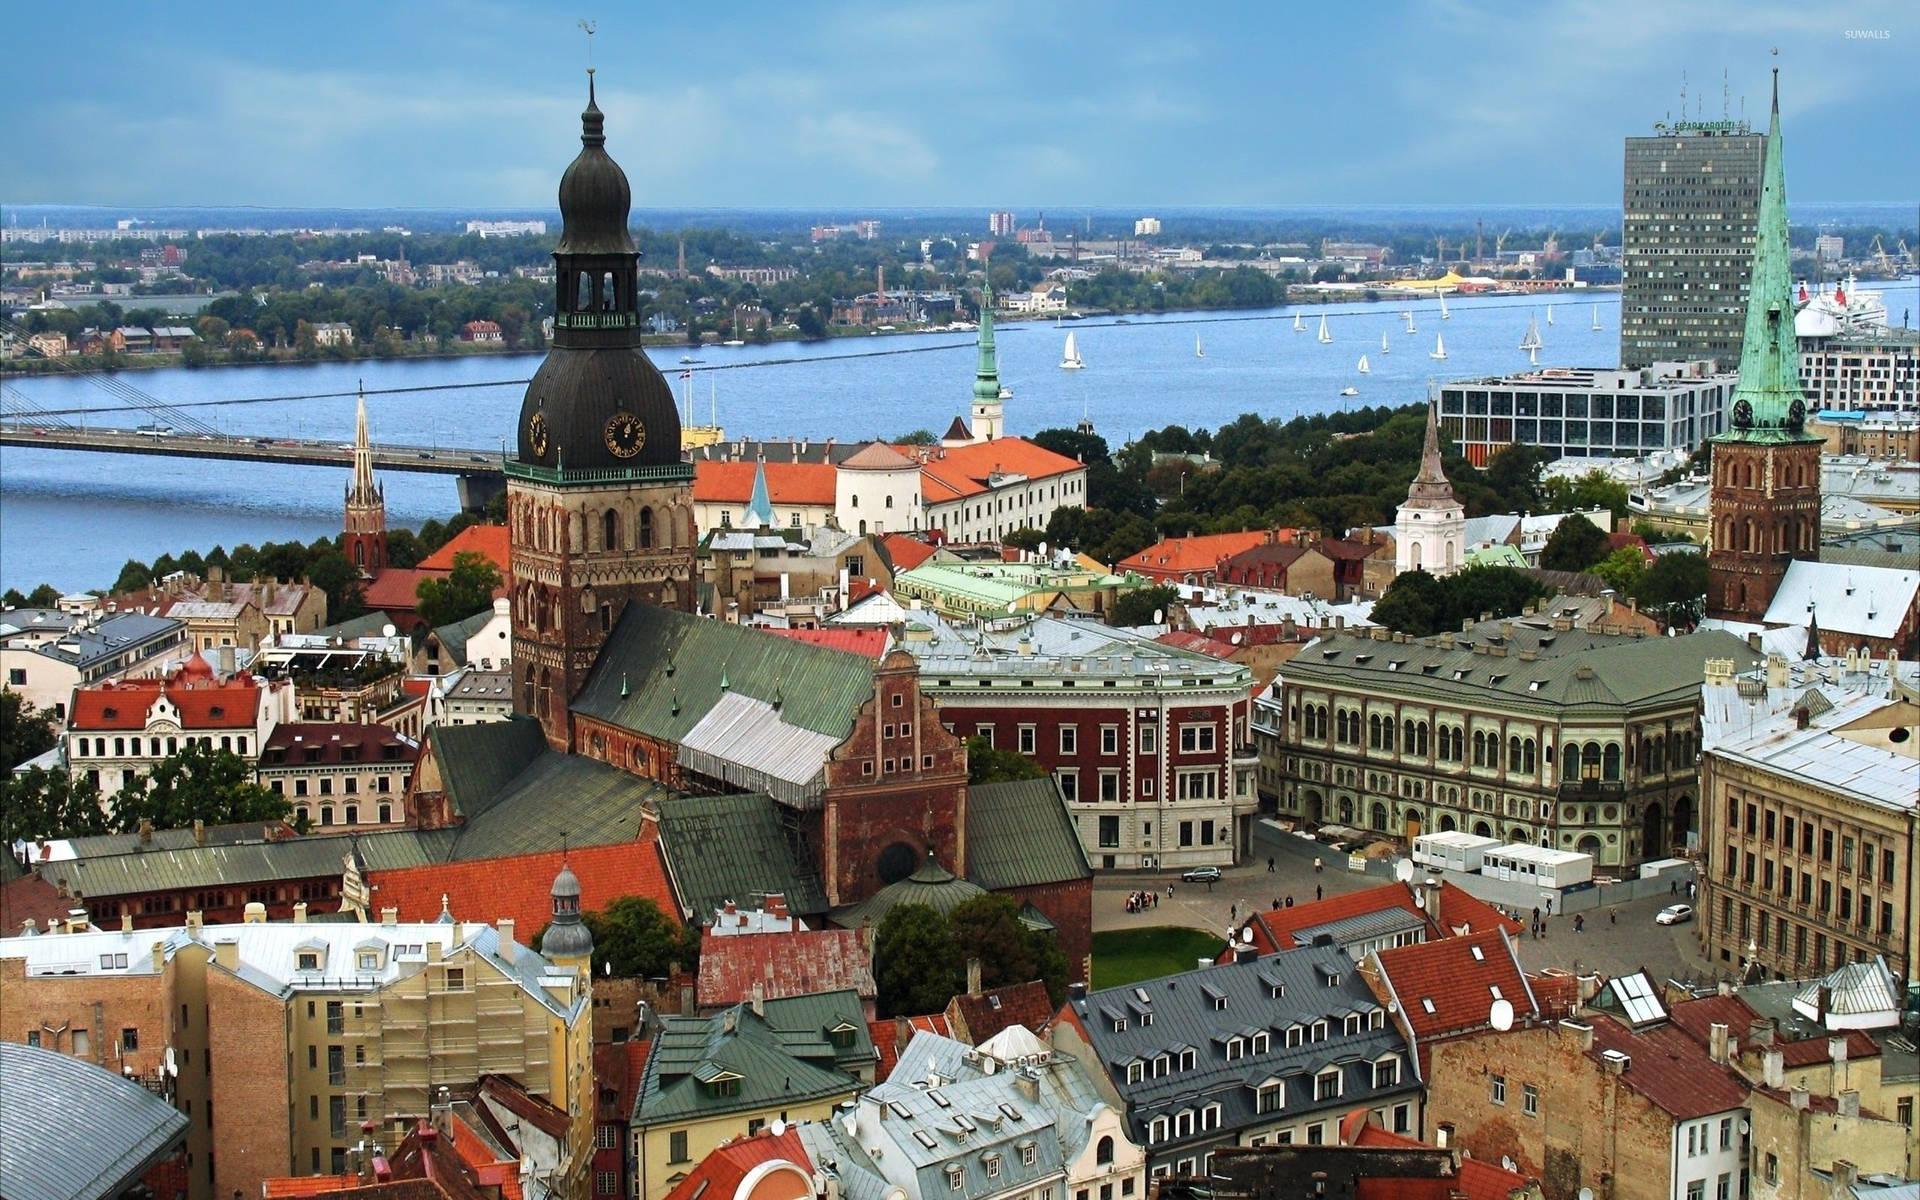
[660,1127,812,1200]
[359,568,436,614]
[882,534,937,573]
[69,670,260,732]
[694,460,837,507]
[1372,928,1536,1043]
[869,1014,951,1082]
[419,525,511,574]
[1117,530,1276,577]
[948,980,1055,1043]
[1235,881,1519,958]
[916,437,1084,502]
[1349,1121,1537,1200]
[697,928,874,1008]
[262,1176,359,1198]
[364,841,677,937]
[763,627,889,658]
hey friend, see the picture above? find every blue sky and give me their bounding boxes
[6,0,1913,208]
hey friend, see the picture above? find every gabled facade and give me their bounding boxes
[66,654,287,792]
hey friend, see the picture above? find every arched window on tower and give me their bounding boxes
[602,272,616,311]
[638,508,654,549]
[603,509,620,550]
[577,271,593,312]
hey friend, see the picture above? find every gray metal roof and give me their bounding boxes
[676,690,838,806]
[1067,946,1412,1151]
[653,792,828,918]
[1293,906,1427,947]
[965,779,1093,890]
[28,612,181,669]
[0,1041,190,1200]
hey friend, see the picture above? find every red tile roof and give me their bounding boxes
[1116,531,1278,579]
[419,525,511,575]
[1527,969,1586,1020]
[868,1014,951,1082]
[694,460,838,507]
[365,841,676,938]
[763,627,889,658]
[595,1040,653,1124]
[660,1127,812,1200]
[1372,929,1535,1042]
[1349,1121,1537,1200]
[1153,631,1242,660]
[882,534,937,573]
[696,928,874,1009]
[1587,1013,1751,1119]
[263,1176,360,1197]
[1236,882,1519,958]
[915,437,1084,503]
[68,670,261,732]
[947,980,1055,1044]
[359,568,435,615]
[1666,994,1880,1068]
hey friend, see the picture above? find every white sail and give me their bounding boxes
[1591,304,1602,331]
[1060,331,1083,369]
[1357,355,1370,374]
[1546,304,1555,326]
[1294,313,1306,332]
[1406,312,1417,334]
[1429,333,1447,360]
[1317,316,1332,343]
[1528,346,1539,366]
[1195,334,1205,358]
[1439,294,1450,319]
[1381,332,1390,353]
[1520,314,1543,352]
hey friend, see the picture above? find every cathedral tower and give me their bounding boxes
[1705,71,1822,623]
[508,74,696,749]
[1395,400,1465,576]
[343,389,386,573]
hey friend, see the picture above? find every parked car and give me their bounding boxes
[1180,866,1223,884]
[1655,903,1693,926]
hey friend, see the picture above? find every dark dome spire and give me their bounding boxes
[555,71,635,257]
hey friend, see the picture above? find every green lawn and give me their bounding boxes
[1090,926,1221,990]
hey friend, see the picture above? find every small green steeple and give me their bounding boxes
[1714,69,1815,445]
[973,277,1002,403]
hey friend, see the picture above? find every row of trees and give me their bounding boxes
[874,896,1070,1018]
[4,739,292,844]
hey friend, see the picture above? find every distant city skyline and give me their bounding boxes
[6,1,1913,208]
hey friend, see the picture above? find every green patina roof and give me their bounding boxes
[431,717,549,819]
[652,791,828,918]
[829,853,986,931]
[744,457,775,527]
[965,778,1093,890]
[634,991,871,1124]
[572,603,876,744]
[1714,71,1820,447]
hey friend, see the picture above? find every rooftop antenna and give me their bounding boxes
[1679,69,1687,120]
[1722,69,1730,120]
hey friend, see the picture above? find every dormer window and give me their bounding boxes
[946,1166,964,1192]
[1343,1013,1361,1036]
[1153,1054,1170,1077]
[1285,1024,1304,1048]
[1127,1061,1144,1084]
[1178,1048,1196,1071]
[1225,1036,1245,1061]
[984,1154,1001,1180]
[704,1077,741,1098]
[1311,1020,1329,1042]
[1251,1031,1270,1054]
[296,952,320,971]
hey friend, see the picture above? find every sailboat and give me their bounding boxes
[1381,332,1390,354]
[1428,332,1447,360]
[1060,330,1084,370]
[1194,334,1205,359]
[1439,294,1451,320]
[1546,303,1555,326]
[1520,313,1544,353]
[1590,304,1603,331]
[1317,316,1332,344]
[1357,355,1370,374]
[1293,313,1307,333]
[1340,387,1359,397]
[1405,311,1418,335]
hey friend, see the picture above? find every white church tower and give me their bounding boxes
[1395,400,1465,576]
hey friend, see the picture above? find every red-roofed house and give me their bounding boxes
[1227,880,1521,963]
[65,654,288,792]
[596,1040,652,1199]
[363,841,678,942]
[257,722,420,831]
[1425,1014,1752,1200]
[944,976,1055,1044]
[357,568,440,636]
[1116,530,1288,585]
[761,627,889,659]
[1360,928,1538,1075]
[913,438,1088,544]
[695,928,876,1016]
[693,460,838,533]
[868,1014,951,1082]
[419,525,512,576]
[658,1127,812,1200]
[881,533,937,573]
[1344,1115,1543,1200]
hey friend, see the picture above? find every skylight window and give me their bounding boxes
[1420,998,1436,1014]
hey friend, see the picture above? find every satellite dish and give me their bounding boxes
[1152,609,1164,625]
[771,1118,787,1137]
[1231,632,1243,645]
[1038,541,1049,556]
[1394,860,1415,884]
[1580,1190,1595,1200]
[1490,998,1515,1032]
[1007,601,1018,613]
[381,624,397,639]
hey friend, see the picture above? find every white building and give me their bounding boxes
[1395,404,1466,576]
[837,443,926,535]
[65,655,291,793]
[1,610,186,723]
[442,668,515,726]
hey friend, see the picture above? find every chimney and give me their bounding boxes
[381,906,399,927]
[1830,1034,1848,1075]
[138,817,154,845]
[1560,1020,1595,1052]
[1435,1124,1452,1149]
[1601,1049,1630,1075]
[1420,877,1442,918]
[120,914,133,933]
[212,938,239,970]
[1836,1091,1860,1118]
[1790,1087,1810,1111]
[1831,1162,1858,1200]
[750,981,765,1017]
[1709,1022,1730,1064]
[1763,1048,1785,1089]
[1068,981,1087,1002]
[150,942,166,972]
[185,910,203,934]
[967,958,983,997]
[243,902,266,924]
[1747,632,1763,652]
[767,894,788,924]
[193,819,206,846]
[497,919,516,962]
[1749,1019,1775,1047]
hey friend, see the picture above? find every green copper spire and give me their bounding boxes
[744,456,774,528]
[1715,69,1813,445]
[973,277,1002,403]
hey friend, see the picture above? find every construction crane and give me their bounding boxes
[1870,235,1895,275]
[1495,228,1512,257]
[1475,220,1485,263]
[1435,235,1448,262]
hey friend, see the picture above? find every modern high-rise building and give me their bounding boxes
[1619,116,1764,369]
[989,210,1016,237]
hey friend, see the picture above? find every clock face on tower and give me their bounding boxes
[528,412,550,457]
[604,411,646,458]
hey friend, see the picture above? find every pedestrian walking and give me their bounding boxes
[1531,906,1540,926]
[1574,914,1585,934]
[1272,897,1280,910]
[1230,904,1237,923]
[1167,884,1174,899]
[1609,909,1617,926]
[1284,894,1294,908]
[1670,878,1678,896]
[1545,898,1553,916]
[1315,858,1324,875]
[1315,884,1323,902]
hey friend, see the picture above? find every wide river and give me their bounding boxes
[1,290,1622,592]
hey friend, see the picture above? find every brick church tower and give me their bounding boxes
[1705,71,1822,623]
[508,73,696,749]
[342,389,386,573]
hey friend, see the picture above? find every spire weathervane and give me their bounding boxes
[578,18,597,69]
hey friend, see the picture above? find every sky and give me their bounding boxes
[5,0,1914,210]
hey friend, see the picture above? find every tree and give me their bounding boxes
[2,769,109,843]
[966,736,1045,786]
[1002,527,1045,553]
[874,903,961,1017]
[1483,443,1551,513]
[306,548,365,623]
[1,692,59,771]
[1542,470,1632,522]
[948,893,1070,1007]
[414,551,502,630]
[1636,551,1708,630]
[1108,585,1178,628]
[110,741,290,832]
[1539,515,1610,573]
[1370,569,1446,636]
[576,895,701,979]
[112,558,153,593]
[1590,546,1648,598]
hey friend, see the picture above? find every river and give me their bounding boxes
[1,290,1622,592]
